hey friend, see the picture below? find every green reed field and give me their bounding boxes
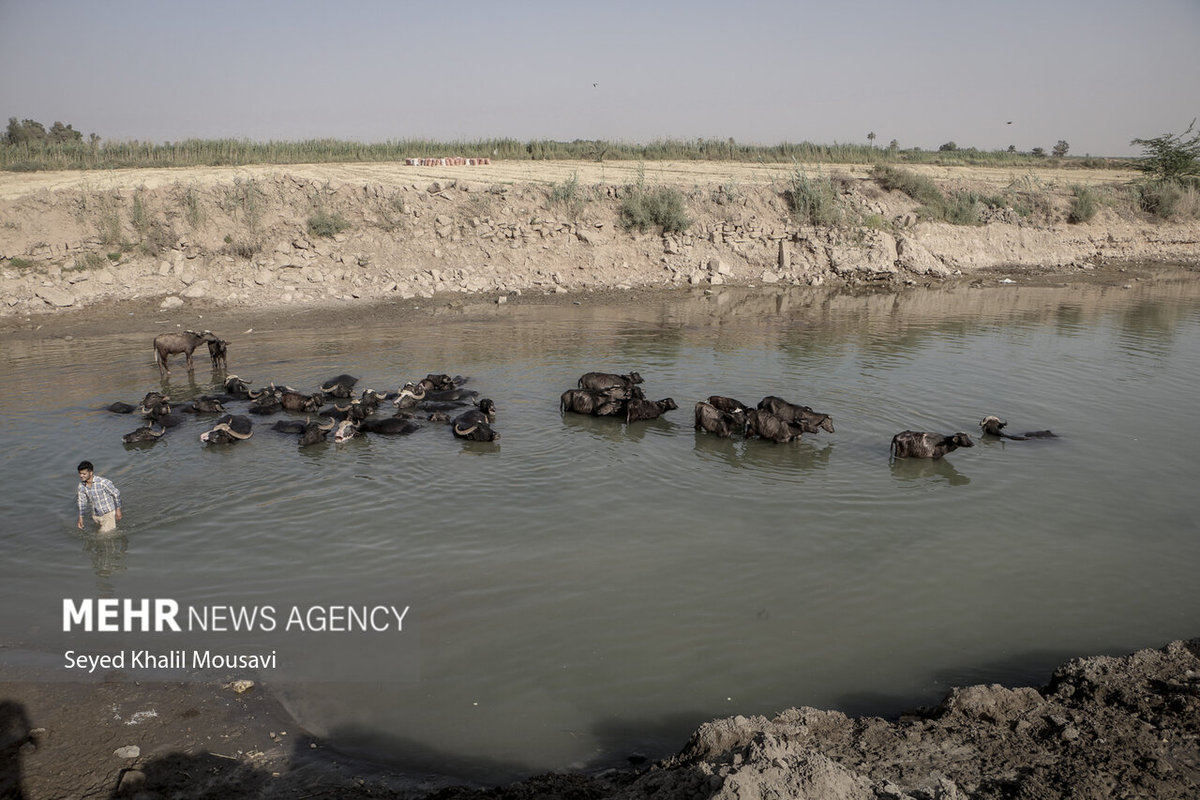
[0,136,1128,173]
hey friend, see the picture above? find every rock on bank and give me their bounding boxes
[1,164,1198,317]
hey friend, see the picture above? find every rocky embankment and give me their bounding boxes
[433,639,1200,799]
[1,164,1198,319]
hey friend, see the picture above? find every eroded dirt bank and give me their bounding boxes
[4,639,1199,798]
[1,160,1197,327]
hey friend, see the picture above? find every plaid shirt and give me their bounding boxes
[78,475,121,516]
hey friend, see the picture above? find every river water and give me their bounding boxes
[2,272,1199,782]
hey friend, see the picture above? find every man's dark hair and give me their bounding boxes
[77,461,94,472]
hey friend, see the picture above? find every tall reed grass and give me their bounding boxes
[0,137,1133,172]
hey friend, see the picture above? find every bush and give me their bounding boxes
[1068,185,1099,223]
[942,193,983,225]
[871,165,943,207]
[618,186,691,234]
[1131,120,1200,181]
[222,239,261,259]
[73,252,109,271]
[783,168,845,227]
[1138,178,1200,220]
[307,210,350,238]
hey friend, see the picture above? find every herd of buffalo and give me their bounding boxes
[106,330,1056,458]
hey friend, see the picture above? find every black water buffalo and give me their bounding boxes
[453,419,500,441]
[137,391,171,417]
[200,414,253,444]
[393,382,480,408]
[223,375,252,400]
[279,390,325,413]
[578,371,644,393]
[298,418,337,446]
[180,396,226,414]
[359,416,421,435]
[757,396,835,433]
[626,398,678,423]
[122,423,166,444]
[320,399,375,423]
[422,373,467,391]
[207,338,228,371]
[271,417,336,445]
[106,401,137,414]
[153,330,220,377]
[695,401,741,438]
[320,374,359,399]
[452,403,500,441]
[452,399,497,428]
[979,415,1058,440]
[890,431,974,459]
[248,393,283,415]
[333,419,360,443]
[744,409,804,443]
[707,395,751,415]
[560,388,624,416]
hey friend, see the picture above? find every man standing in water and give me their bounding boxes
[76,460,122,532]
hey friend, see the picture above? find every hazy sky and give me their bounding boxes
[2,0,1198,157]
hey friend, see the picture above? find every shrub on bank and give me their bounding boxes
[1138,178,1200,220]
[307,210,350,238]
[783,169,847,227]
[871,165,944,210]
[618,186,691,234]
[1068,185,1099,223]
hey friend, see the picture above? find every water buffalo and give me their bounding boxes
[744,409,804,443]
[453,419,500,441]
[358,416,421,435]
[279,390,325,413]
[298,417,336,446]
[578,371,644,393]
[248,392,283,415]
[180,396,227,414]
[452,399,497,428]
[560,388,625,416]
[137,391,171,417]
[890,431,974,459]
[200,414,253,444]
[452,403,500,441]
[207,338,228,371]
[757,396,835,433]
[153,330,220,378]
[393,382,480,408]
[223,375,252,400]
[626,397,678,423]
[320,374,359,399]
[122,423,166,444]
[106,401,137,414]
[421,373,467,391]
[695,401,741,438]
[707,396,751,415]
[979,415,1058,440]
[333,419,360,443]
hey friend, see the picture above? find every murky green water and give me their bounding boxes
[2,273,1199,781]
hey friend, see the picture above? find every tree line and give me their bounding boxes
[4,117,98,146]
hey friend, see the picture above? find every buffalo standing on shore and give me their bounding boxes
[153,330,222,378]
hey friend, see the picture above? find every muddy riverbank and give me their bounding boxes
[4,638,1199,798]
